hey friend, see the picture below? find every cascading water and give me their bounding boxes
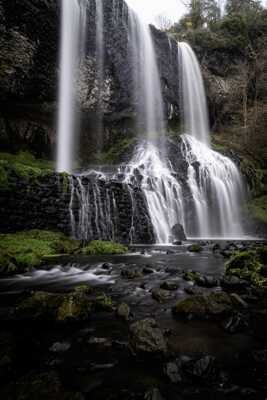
[178,42,210,146]
[121,142,185,243]
[128,9,165,141]
[181,135,244,238]
[57,0,87,173]
[178,42,245,238]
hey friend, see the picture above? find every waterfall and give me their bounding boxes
[121,142,185,243]
[95,0,104,150]
[128,9,165,141]
[57,0,87,173]
[177,42,245,238]
[178,42,210,145]
[181,135,245,238]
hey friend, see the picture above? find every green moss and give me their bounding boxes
[94,293,113,311]
[57,292,92,321]
[188,244,203,253]
[18,288,92,321]
[225,249,267,288]
[17,292,62,319]
[0,151,53,189]
[183,270,201,282]
[100,137,136,164]
[248,195,267,224]
[0,230,80,275]
[173,292,233,318]
[82,240,128,255]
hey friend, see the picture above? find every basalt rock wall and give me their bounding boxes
[0,172,155,244]
[0,0,180,162]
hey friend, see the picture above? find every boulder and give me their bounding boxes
[151,288,173,303]
[172,292,233,319]
[129,318,167,356]
[116,303,130,321]
[171,223,186,242]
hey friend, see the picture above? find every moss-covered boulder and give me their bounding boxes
[187,244,203,253]
[82,240,128,255]
[225,249,267,288]
[17,286,93,322]
[172,292,233,319]
[0,230,80,276]
[183,270,201,282]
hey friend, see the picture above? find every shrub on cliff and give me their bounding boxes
[82,240,128,255]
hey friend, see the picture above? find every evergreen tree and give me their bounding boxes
[225,0,262,15]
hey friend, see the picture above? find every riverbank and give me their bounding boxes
[0,241,267,399]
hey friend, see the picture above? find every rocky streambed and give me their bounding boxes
[0,241,267,399]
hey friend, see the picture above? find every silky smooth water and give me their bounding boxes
[181,134,245,238]
[121,142,185,243]
[128,9,165,141]
[57,0,87,173]
[178,42,210,146]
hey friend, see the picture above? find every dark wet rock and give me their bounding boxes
[230,293,248,308]
[116,303,130,321]
[0,332,15,378]
[144,388,165,400]
[164,362,182,383]
[173,240,182,245]
[88,337,112,347]
[183,355,218,381]
[129,318,167,356]
[184,286,207,296]
[49,342,71,353]
[187,244,203,253]
[143,266,154,274]
[261,265,267,277]
[16,288,93,321]
[251,349,267,364]
[1,371,83,400]
[151,288,173,303]
[212,243,221,253]
[221,276,250,291]
[121,269,143,279]
[172,292,233,319]
[195,275,219,288]
[160,280,180,291]
[223,313,249,334]
[102,262,113,270]
[171,223,186,241]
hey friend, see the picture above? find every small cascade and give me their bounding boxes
[68,170,155,243]
[128,8,165,141]
[57,0,87,173]
[121,142,185,243]
[181,135,245,238]
[178,42,210,145]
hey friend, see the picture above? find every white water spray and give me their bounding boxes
[122,143,185,243]
[56,0,87,173]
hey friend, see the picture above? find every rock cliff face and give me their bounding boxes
[0,172,155,244]
[0,0,180,162]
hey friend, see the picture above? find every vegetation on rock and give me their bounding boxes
[82,240,128,255]
[0,151,53,188]
[225,248,267,287]
[0,230,79,276]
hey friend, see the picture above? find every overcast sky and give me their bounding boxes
[125,0,266,27]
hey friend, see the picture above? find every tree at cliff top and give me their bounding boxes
[177,0,221,29]
[225,0,263,15]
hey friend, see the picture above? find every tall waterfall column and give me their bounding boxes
[56,0,87,173]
